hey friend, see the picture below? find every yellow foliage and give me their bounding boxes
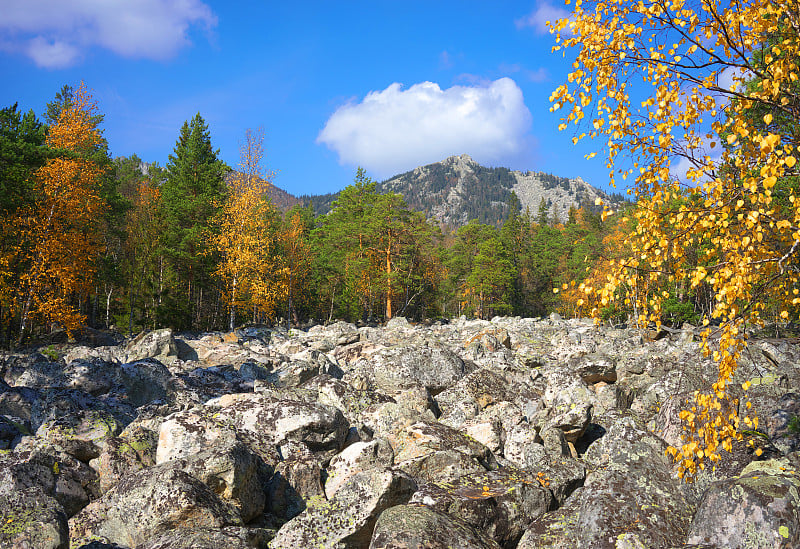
[552,1,800,479]
[18,82,106,336]
[209,128,283,325]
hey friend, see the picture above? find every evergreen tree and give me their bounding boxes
[160,113,228,329]
[0,104,48,345]
[0,104,47,215]
[43,85,74,127]
[447,221,516,318]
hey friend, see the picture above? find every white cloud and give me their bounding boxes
[0,0,216,68]
[515,2,572,35]
[317,78,533,178]
[26,36,81,69]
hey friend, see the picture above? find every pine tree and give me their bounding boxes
[0,104,47,344]
[160,113,227,328]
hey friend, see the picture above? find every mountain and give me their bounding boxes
[303,154,619,228]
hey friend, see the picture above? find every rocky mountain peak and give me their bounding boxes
[300,156,623,228]
[378,156,616,228]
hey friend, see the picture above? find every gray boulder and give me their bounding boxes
[269,467,416,548]
[90,425,158,493]
[0,486,69,549]
[137,526,275,549]
[409,468,553,546]
[69,462,238,548]
[325,438,394,499]
[301,374,394,425]
[767,392,800,455]
[123,329,178,364]
[685,459,800,548]
[206,393,349,459]
[369,504,501,549]
[348,343,468,396]
[265,454,325,520]
[0,441,99,518]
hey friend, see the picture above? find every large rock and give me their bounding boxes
[409,468,553,546]
[90,425,158,493]
[392,420,496,479]
[517,490,582,549]
[504,423,548,470]
[138,526,274,549]
[3,354,67,388]
[156,409,275,521]
[325,438,394,499]
[36,407,124,462]
[0,441,99,518]
[0,486,69,549]
[766,392,800,455]
[348,343,468,396]
[435,366,542,428]
[566,353,618,384]
[265,455,326,520]
[575,412,693,548]
[685,458,800,548]
[123,329,178,364]
[301,374,394,425]
[206,393,349,459]
[0,380,40,429]
[63,358,116,396]
[369,504,501,549]
[306,321,360,347]
[69,462,238,548]
[29,388,135,436]
[269,467,417,548]
[114,359,174,407]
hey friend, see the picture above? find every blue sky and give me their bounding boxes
[0,0,614,197]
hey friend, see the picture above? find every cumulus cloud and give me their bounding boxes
[317,78,533,178]
[515,2,572,35]
[26,36,81,69]
[0,0,216,68]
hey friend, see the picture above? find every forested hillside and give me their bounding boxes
[0,85,629,345]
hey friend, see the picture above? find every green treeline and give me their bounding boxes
[0,88,621,345]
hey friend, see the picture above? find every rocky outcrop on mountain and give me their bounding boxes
[307,154,617,228]
[0,318,799,548]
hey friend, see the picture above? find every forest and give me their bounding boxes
[0,82,637,347]
[0,60,795,361]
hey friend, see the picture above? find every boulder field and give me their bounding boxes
[0,315,799,548]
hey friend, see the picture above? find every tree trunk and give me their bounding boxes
[385,246,393,319]
[287,272,292,331]
[129,279,135,336]
[105,286,113,328]
[229,277,237,332]
[328,285,336,323]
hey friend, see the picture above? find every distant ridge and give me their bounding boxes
[225,171,302,213]
[302,154,620,228]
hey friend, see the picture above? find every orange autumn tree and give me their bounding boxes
[280,206,315,329]
[18,83,107,338]
[210,127,282,330]
[551,0,800,478]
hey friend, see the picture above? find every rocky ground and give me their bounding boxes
[0,315,799,548]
